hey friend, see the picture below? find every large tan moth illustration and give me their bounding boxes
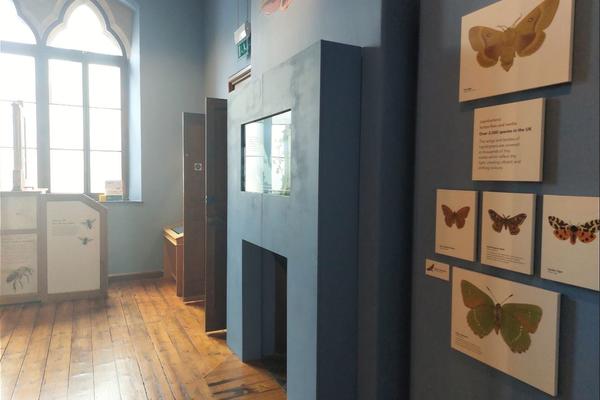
[469,0,560,71]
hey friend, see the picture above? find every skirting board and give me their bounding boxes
[44,289,105,303]
[108,270,164,283]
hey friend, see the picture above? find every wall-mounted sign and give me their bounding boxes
[234,22,251,59]
[238,38,250,58]
[425,259,450,281]
[472,98,545,182]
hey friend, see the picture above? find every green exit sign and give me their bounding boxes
[237,38,250,58]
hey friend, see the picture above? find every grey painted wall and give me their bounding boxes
[227,41,362,400]
[202,0,250,101]
[201,0,381,99]
[106,0,204,275]
[411,1,599,399]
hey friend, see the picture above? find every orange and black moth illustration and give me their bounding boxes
[548,217,599,245]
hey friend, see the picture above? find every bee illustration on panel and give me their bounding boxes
[78,237,94,245]
[82,219,96,230]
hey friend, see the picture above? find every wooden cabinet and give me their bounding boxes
[163,225,184,296]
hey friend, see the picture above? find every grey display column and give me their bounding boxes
[227,41,362,400]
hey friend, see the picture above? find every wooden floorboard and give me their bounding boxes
[0,278,286,400]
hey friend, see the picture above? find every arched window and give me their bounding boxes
[0,0,37,190]
[1,0,128,195]
[47,2,122,56]
[46,1,126,194]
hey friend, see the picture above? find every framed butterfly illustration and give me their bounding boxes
[461,279,542,353]
[442,205,470,229]
[469,0,559,72]
[541,195,600,291]
[548,216,600,245]
[488,210,527,235]
[436,190,478,261]
[452,267,560,395]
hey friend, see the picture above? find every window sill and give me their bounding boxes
[99,200,143,205]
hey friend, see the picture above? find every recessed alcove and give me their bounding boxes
[242,241,288,388]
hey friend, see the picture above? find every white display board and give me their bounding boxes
[481,191,536,274]
[541,195,600,291]
[435,189,478,261]
[46,201,101,294]
[472,99,545,182]
[451,267,560,396]
[0,195,37,230]
[459,0,574,101]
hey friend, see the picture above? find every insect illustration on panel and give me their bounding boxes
[488,210,527,235]
[82,218,96,230]
[427,264,435,272]
[6,267,33,292]
[78,237,93,245]
[461,280,542,353]
[548,216,599,245]
[469,0,560,71]
[442,205,471,229]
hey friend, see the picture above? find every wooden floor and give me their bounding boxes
[0,278,287,400]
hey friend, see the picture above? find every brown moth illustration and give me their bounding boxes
[442,205,471,229]
[488,210,528,235]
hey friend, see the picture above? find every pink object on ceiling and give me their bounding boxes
[261,0,293,15]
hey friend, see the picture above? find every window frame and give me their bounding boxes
[0,1,129,199]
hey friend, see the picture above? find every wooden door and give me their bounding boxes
[182,112,206,302]
[204,98,228,332]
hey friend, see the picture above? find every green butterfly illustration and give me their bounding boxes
[460,280,543,354]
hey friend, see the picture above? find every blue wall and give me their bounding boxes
[410,0,600,399]
[202,0,250,101]
[106,0,205,275]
